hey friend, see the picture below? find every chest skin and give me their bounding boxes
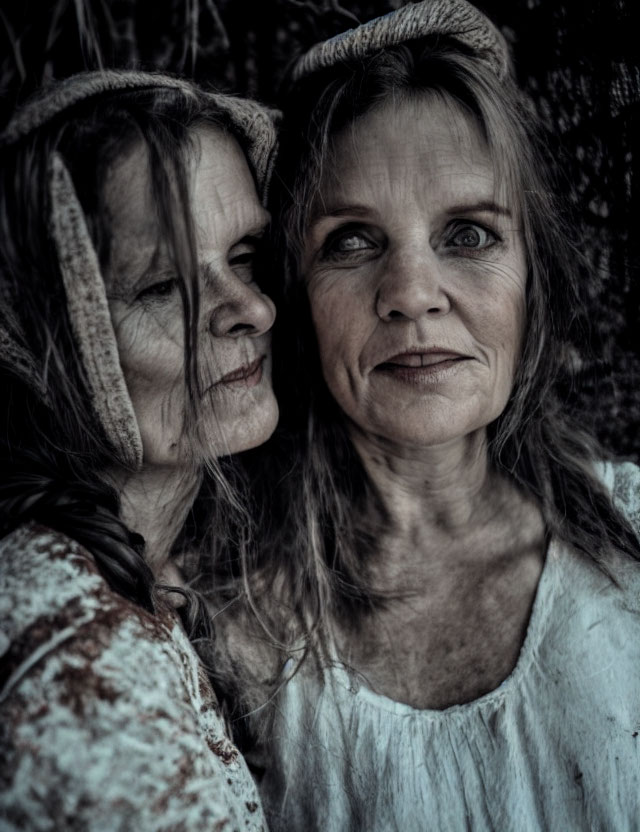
[336,511,546,711]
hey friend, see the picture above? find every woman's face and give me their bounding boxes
[105,127,278,466]
[302,95,527,450]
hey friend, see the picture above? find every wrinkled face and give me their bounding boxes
[105,127,278,466]
[302,95,527,450]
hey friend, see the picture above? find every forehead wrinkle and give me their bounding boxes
[320,97,507,223]
[192,176,268,248]
[192,126,266,246]
[324,163,496,225]
[104,139,156,228]
[194,201,269,252]
[102,138,164,293]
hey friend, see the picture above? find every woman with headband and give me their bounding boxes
[0,71,277,829]
[208,1,640,829]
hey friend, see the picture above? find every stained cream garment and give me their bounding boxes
[0,523,266,831]
[257,461,640,831]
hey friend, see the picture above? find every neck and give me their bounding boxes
[109,464,201,577]
[350,425,496,536]
[347,424,545,592]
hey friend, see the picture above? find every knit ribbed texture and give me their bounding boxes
[48,152,143,468]
[292,0,511,82]
[0,70,277,195]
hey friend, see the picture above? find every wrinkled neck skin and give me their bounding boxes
[108,464,201,579]
[349,421,539,583]
[340,421,547,709]
[352,424,490,525]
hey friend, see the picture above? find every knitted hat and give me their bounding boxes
[292,0,511,83]
[0,71,278,470]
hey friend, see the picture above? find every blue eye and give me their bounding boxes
[446,223,498,250]
[136,278,178,301]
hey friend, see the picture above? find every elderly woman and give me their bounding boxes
[207,1,640,830]
[0,71,278,829]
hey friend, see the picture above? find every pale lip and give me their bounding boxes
[375,349,470,370]
[207,355,265,390]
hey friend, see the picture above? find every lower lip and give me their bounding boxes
[375,358,468,385]
[213,357,264,390]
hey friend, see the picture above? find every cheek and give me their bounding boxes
[478,276,527,389]
[487,297,524,354]
[497,268,527,366]
[111,306,186,421]
[469,254,526,343]
[114,309,184,378]
[309,284,367,384]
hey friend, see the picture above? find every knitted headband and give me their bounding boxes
[292,0,511,83]
[0,71,278,470]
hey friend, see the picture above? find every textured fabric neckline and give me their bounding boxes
[326,536,558,719]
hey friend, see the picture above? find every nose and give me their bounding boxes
[376,245,451,322]
[207,272,276,338]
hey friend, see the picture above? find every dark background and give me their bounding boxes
[1,0,638,461]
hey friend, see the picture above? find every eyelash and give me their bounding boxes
[320,225,382,263]
[318,220,501,264]
[230,237,264,282]
[134,238,262,301]
[230,249,256,279]
[135,278,178,302]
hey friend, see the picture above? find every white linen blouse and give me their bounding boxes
[256,461,640,831]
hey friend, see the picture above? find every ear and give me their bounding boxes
[48,151,143,470]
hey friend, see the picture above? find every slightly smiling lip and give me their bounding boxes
[374,349,471,382]
[208,355,265,390]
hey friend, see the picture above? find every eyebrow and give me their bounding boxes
[308,204,372,224]
[309,200,512,226]
[445,200,512,218]
[237,227,268,244]
[242,211,271,238]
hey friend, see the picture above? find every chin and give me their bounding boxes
[140,400,280,465]
[210,398,280,458]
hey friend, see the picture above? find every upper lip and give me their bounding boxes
[211,355,264,386]
[376,348,470,368]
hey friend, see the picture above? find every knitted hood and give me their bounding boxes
[0,70,278,469]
